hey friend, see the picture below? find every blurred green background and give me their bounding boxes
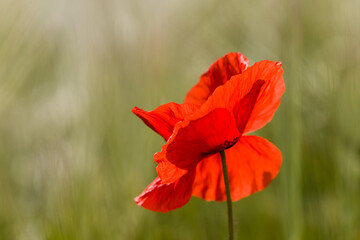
[0,0,359,239]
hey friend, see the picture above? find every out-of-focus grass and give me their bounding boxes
[0,0,359,239]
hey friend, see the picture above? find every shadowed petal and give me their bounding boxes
[132,103,199,141]
[202,60,285,134]
[134,170,196,212]
[233,79,265,133]
[185,52,249,105]
[192,136,282,201]
[155,108,241,184]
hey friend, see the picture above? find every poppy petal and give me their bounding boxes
[233,79,265,133]
[132,103,199,141]
[192,135,282,201]
[202,60,285,134]
[134,170,196,212]
[185,52,249,105]
[155,108,241,184]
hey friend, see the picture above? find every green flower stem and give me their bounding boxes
[220,150,234,240]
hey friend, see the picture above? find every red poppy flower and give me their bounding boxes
[133,52,285,212]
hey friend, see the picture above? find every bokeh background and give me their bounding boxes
[0,0,359,239]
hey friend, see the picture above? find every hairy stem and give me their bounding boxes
[220,150,234,240]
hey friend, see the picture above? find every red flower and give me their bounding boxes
[133,52,285,212]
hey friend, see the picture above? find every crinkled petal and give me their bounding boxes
[202,60,285,134]
[192,136,282,201]
[185,52,249,105]
[155,108,241,184]
[132,103,199,141]
[134,170,196,212]
[233,79,265,133]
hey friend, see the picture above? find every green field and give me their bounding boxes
[0,0,359,239]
